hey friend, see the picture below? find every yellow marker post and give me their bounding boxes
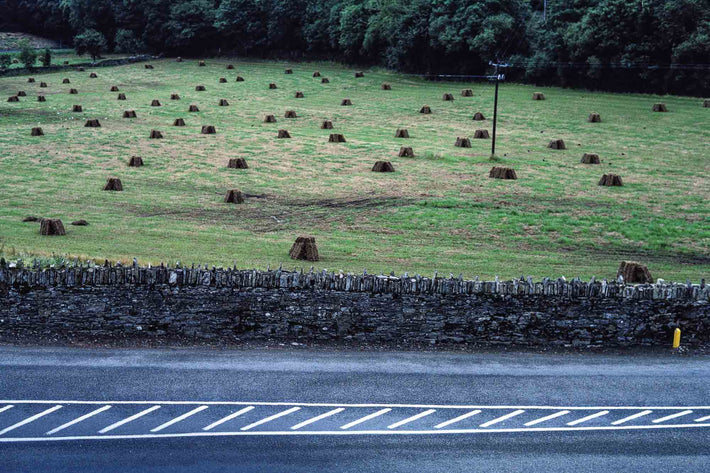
[673,328,681,349]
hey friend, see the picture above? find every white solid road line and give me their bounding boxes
[480,410,525,428]
[98,405,161,434]
[388,409,436,429]
[240,407,301,431]
[340,408,392,430]
[652,410,693,424]
[434,410,481,429]
[203,406,255,431]
[0,405,13,414]
[566,410,609,426]
[291,408,345,430]
[150,406,209,433]
[694,414,710,422]
[524,410,570,427]
[0,405,62,436]
[611,410,653,425]
[46,405,112,435]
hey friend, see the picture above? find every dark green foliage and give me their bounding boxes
[0,53,12,68]
[17,39,37,68]
[39,48,52,66]
[74,28,107,60]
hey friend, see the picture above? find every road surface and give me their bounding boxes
[0,346,708,472]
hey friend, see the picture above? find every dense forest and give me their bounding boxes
[1,0,708,95]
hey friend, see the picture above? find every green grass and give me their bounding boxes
[0,57,708,280]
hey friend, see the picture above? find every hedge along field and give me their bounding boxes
[0,58,708,280]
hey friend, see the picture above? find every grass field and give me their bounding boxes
[0,57,708,280]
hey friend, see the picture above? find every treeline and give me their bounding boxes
[1,0,708,95]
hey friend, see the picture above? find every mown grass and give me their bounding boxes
[0,57,708,280]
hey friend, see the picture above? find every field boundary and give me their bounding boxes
[0,54,154,78]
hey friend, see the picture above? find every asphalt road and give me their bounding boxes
[0,346,708,472]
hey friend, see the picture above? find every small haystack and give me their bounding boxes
[588,112,601,123]
[598,174,623,186]
[381,83,391,90]
[395,128,409,138]
[149,130,164,139]
[617,261,653,284]
[224,189,244,204]
[341,98,352,106]
[145,64,154,69]
[652,103,668,112]
[443,93,454,101]
[284,68,293,74]
[189,104,200,112]
[40,219,66,236]
[84,119,101,127]
[489,167,518,179]
[173,118,186,126]
[284,110,297,118]
[277,129,291,139]
[110,86,119,92]
[72,105,83,112]
[372,161,395,172]
[7,96,19,102]
[227,158,248,169]
[171,93,180,100]
[420,105,432,114]
[703,99,710,108]
[71,220,88,226]
[198,60,206,67]
[289,236,319,261]
[31,127,44,136]
[62,78,70,84]
[295,91,304,98]
[176,57,183,62]
[117,93,126,100]
[548,139,566,150]
[321,78,329,84]
[69,88,78,94]
[23,216,40,222]
[123,110,137,118]
[269,83,278,89]
[532,92,546,100]
[581,153,600,164]
[461,89,473,97]
[329,134,346,143]
[219,99,229,106]
[354,71,364,78]
[219,78,227,83]
[455,137,471,148]
[89,73,97,78]
[473,129,490,139]
[76,67,85,72]
[398,146,415,158]
[472,112,486,121]
[103,177,123,191]
[27,78,35,83]
[17,91,26,96]
[227,64,235,70]
[37,95,46,102]
[236,76,244,82]
[201,125,216,134]
[128,156,144,167]
[195,85,206,91]
[313,71,321,77]
[39,82,48,88]
[264,114,277,123]
[151,99,161,106]
[321,120,333,129]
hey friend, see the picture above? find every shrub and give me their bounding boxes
[74,29,107,61]
[39,49,52,67]
[0,53,12,69]
[17,39,37,68]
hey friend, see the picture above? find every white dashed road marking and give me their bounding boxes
[0,401,707,442]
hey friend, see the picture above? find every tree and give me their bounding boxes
[74,29,108,60]
[39,48,52,66]
[0,53,12,69]
[17,38,37,68]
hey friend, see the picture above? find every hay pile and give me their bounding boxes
[489,167,517,179]
[588,112,601,122]
[532,92,545,100]
[128,156,144,167]
[72,105,83,112]
[176,57,183,62]
[117,93,126,100]
[284,68,293,74]
[581,153,600,164]
[151,99,161,106]
[7,96,19,102]
[473,129,490,139]
[31,127,44,136]
[219,77,227,83]
[71,220,88,226]
[313,71,321,77]
[199,60,206,67]
[321,78,329,84]
[341,98,352,106]
[420,105,432,114]
[195,85,206,91]
[145,64,154,69]
[381,83,391,90]
[547,139,566,150]
[598,174,623,186]
[40,219,65,236]
[354,71,364,78]
[652,103,668,112]
[227,158,248,169]
[236,76,244,82]
[40,82,48,87]
[150,130,164,139]
[17,91,26,96]
[264,114,277,123]
[277,129,291,138]
[173,118,186,126]
[219,99,229,106]
[461,89,473,97]
[704,99,710,108]
[224,189,244,204]
[27,78,35,83]
[171,93,180,100]
[617,261,653,283]
[395,128,409,138]
[269,83,278,89]
[103,178,123,191]
[89,73,97,78]
[289,236,319,261]
[295,91,304,98]
[227,64,235,70]
[372,161,395,172]
[69,88,79,95]
[201,125,216,134]
[443,93,454,101]
[455,137,471,148]
[329,134,346,143]
[284,110,297,118]
[398,146,415,158]
[84,119,101,127]
[37,95,46,102]
[321,120,333,129]
[111,86,119,92]
[123,110,137,118]
[189,104,200,112]
[62,78,70,84]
